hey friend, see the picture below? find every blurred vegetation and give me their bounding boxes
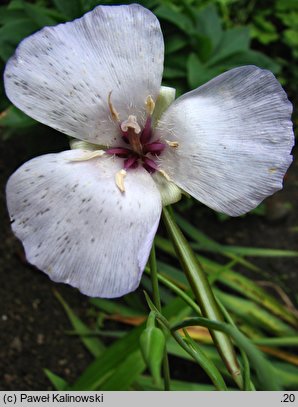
[1,0,297,391]
[0,0,297,136]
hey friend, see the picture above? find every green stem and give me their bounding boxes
[145,299,227,391]
[162,207,243,389]
[145,267,202,315]
[149,244,171,391]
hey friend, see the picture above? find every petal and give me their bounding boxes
[155,66,294,216]
[4,4,164,146]
[6,151,162,298]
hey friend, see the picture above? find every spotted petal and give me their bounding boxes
[4,4,164,146]
[6,151,162,297]
[156,66,294,216]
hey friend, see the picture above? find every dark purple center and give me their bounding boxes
[105,116,165,173]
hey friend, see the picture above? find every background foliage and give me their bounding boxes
[0,0,297,391]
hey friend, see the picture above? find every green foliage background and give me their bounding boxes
[0,0,297,392]
[0,0,297,137]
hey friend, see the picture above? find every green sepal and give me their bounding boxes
[152,86,176,127]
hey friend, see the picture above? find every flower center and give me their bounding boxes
[105,94,166,173]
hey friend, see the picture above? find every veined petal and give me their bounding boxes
[155,66,294,216]
[6,151,162,298]
[4,5,164,146]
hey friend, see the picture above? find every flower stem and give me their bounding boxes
[149,244,171,390]
[162,206,243,389]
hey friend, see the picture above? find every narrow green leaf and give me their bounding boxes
[162,207,243,388]
[101,350,145,390]
[144,295,227,391]
[71,325,144,390]
[136,375,216,391]
[54,290,105,358]
[155,234,298,327]
[173,317,281,390]
[43,369,68,390]
[215,290,296,337]
[90,297,141,317]
[253,337,298,347]
[71,297,195,391]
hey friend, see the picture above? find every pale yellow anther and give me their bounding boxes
[115,169,127,193]
[158,169,172,182]
[68,150,105,162]
[120,115,141,134]
[108,91,120,122]
[165,140,179,148]
[146,95,155,116]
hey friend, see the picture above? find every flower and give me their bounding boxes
[4,4,294,298]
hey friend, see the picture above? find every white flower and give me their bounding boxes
[4,4,294,298]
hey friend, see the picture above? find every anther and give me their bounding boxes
[108,91,120,122]
[165,140,179,148]
[115,169,127,193]
[146,95,155,116]
[67,150,105,162]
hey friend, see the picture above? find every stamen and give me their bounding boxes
[124,156,139,170]
[140,116,152,144]
[143,157,158,173]
[106,147,132,157]
[146,95,155,116]
[143,141,166,155]
[121,115,141,134]
[108,91,120,122]
[165,140,179,148]
[115,169,127,192]
[67,150,105,162]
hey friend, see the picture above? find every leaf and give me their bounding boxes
[24,3,58,27]
[144,294,227,390]
[0,106,36,129]
[0,7,26,24]
[54,290,105,358]
[215,290,296,337]
[71,324,144,390]
[52,0,83,19]
[187,53,223,88]
[195,4,223,51]
[43,369,68,390]
[163,67,186,80]
[162,207,242,388]
[136,375,216,391]
[101,350,145,390]
[208,26,250,66]
[173,317,281,390]
[218,49,281,74]
[165,34,188,55]
[155,5,194,34]
[250,14,279,45]
[71,296,194,390]
[90,298,142,317]
[0,18,38,44]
